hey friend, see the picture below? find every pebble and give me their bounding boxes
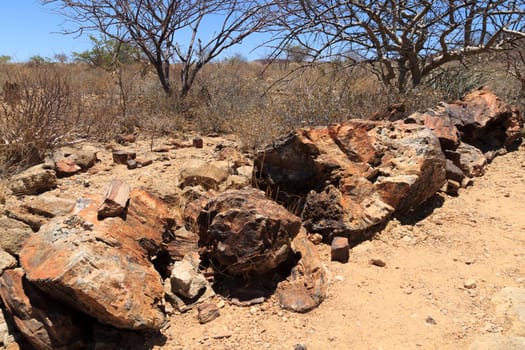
[369,258,386,267]
[464,279,477,289]
[294,344,307,350]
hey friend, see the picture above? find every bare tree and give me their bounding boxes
[42,0,271,97]
[272,0,525,92]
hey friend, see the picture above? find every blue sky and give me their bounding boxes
[0,0,273,62]
[0,0,93,61]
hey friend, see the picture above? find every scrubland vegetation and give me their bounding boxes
[0,52,524,177]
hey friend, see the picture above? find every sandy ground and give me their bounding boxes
[157,143,525,350]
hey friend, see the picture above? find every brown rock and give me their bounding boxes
[254,120,446,242]
[331,236,349,263]
[116,134,136,145]
[20,194,76,218]
[0,269,90,350]
[9,164,57,196]
[112,150,136,165]
[370,258,386,267]
[277,230,329,313]
[5,207,46,232]
[453,142,487,177]
[20,193,167,330]
[165,228,199,261]
[0,249,16,273]
[71,147,98,170]
[97,180,131,219]
[197,188,302,276]
[197,303,220,324]
[0,217,33,255]
[193,137,204,149]
[55,159,81,177]
[446,87,524,151]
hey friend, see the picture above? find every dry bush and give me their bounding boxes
[0,64,85,174]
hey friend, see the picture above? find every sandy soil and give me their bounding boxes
[157,142,525,350]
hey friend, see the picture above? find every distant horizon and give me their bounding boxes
[0,0,275,63]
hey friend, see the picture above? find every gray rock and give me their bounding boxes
[170,256,209,300]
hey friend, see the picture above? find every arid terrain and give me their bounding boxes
[1,129,523,350]
[158,140,525,350]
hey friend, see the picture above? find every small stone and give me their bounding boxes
[334,275,345,282]
[197,303,220,324]
[193,137,204,148]
[464,279,477,289]
[126,159,137,169]
[331,236,349,263]
[425,316,437,325]
[294,344,307,350]
[370,258,386,267]
[250,306,259,315]
[217,300,226,309]
[308,233,323,245]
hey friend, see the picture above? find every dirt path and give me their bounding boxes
[162,145,525,350]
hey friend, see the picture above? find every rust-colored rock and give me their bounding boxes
[55,159,81,177]
[277,230,329,313]
[254,120,446,242]
[19,190,170,331]
[0,269,90,350]
[97,180,131,219]
[331,236,349,263]
[196,188,302,276]
[447,87,523,151]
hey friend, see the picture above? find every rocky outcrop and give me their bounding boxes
[405,87,523,186]
[195,188,302,276]
[19,188,172,331]
[254,120,446,242]
[0,269,90,350]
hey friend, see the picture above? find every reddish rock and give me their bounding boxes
[193,137,204,148]
[447,87,523,151]
[331,236,349,263]
[277,230,329,313]
[97,180,131,219]
[254,120,446,242]
[19,191,169,331]
[196,188,302,276]
[55,159,81,177]
[0,269,90,350]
